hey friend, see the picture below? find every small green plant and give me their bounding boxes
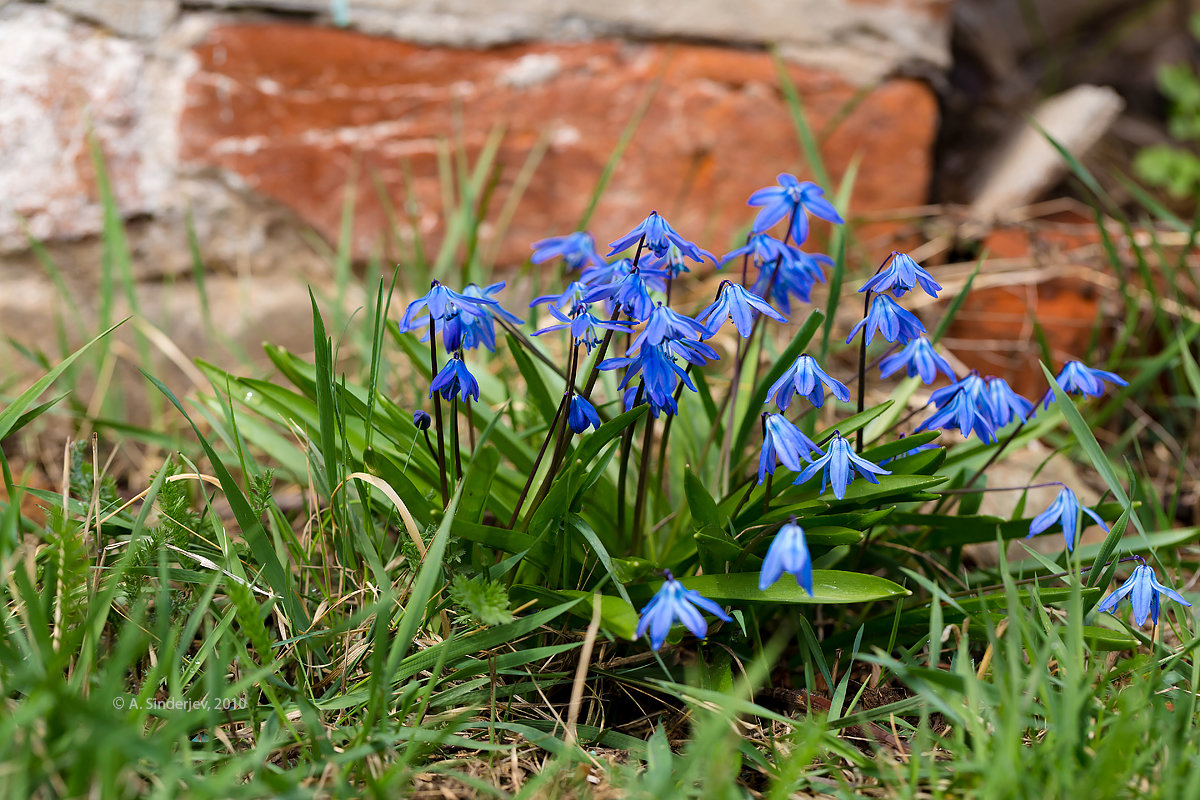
[1134,13,1200,199]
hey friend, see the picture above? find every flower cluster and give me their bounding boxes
[393,169,1185,655]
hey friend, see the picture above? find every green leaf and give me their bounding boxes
[506,333,559,424]
[514,586,640,641]
[685,471,722,529]
[450,574,514,626]
[679,571,909,605]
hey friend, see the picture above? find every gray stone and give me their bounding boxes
[183,0,954,85]
[50,0,178,38]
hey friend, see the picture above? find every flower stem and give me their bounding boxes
[632,410,657,552]
[522,344,582,527]
[617,383,646,547]
[855,290,870,452]
[507,398,565,528]
[429,319,449,505]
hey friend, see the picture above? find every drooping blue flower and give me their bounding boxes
[530,231,603,270]
[600,343,695,416]
[630,303,708,351]
[846,295,926,347]
[529,281,590,314]
[752,248,832,313]
[758,519,813,594]
[636,571,732,651]
[413,409,431,430]
[567,394,602,433]
[793,432,891,500]
[1026,485,1107,552]
[582,267,666,321]
[1096,562,1191,627]
[661,336,720,367]
[607,211,714,263]
[759,413,823,484]
[916,372,997,443]
[719,233,798,270]
[766,354,850,411]
[747,174,844,245]
[532,304,633,352]
[987,377,1034,426]
[859,252,942,298]
[641,244,693,278]
[878,335,955,384]
[697,281,788,338]
[1040,360,1129,408]
[429,356,480,403]
[450,282,523,351]
[399,281,499,336]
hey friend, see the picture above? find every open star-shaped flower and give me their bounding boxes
[636,572,731,650]
[1041,360,1128,408]
[747,173,843,245]
[793,432,890,500]
[1096,562,1191,626]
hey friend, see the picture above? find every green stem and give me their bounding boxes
[430,319,449,505]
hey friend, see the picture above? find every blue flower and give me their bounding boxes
[793,432,891,500]
[753,249,831,313]
[399,281,499,336]
[859,252,942,298]
[1096,562,1191,626]
[987,377,1034,426]
[1026,485,1107,552]
[630,303,708,351]
[636,571,732,650]
[697,281,787,338]
[846,295,926,347]
[759,413,823,483]
[641,244,693,278]
[567,394,602,433]
[916,373,997,443]
[878,336,955,384]
[450,282,523,351]
[719,233,798,270]
[532,304,633,352]
[1040,360,1129,408]
[607,211,714,263]
[530,281,590,314]
[530,231,603,270]
[759,520,813,594]
[661,336,720,367]
[747,174,843,245]
[766,354,850,411]
[600,343,695,416]
[429,356,480,403]
[582,268,665,321]
[413,409,431,430]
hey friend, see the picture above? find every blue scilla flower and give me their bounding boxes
[753,249,832,313]
[1040,360,1129,409]
[758,519,813,594]
[697,281,787,338]
[793,432,890,500]
[630,303,708,351]
[532,304,633,352]
[601,343,694,416]
[530,281,589,314]
[661,336,720,367]
[583,267,666,322]
[429,356,480,403]
[412,409,431,430]
[636,570,732,651]
[859,252,942,299]
[846,295,926,347]
[607,211,714,263]
[987,377,1034,426]
[916,372,997,443]
[748,174,844,245]
[1096,562,1191,627]
[766,354,850,411]
[1026,485,1107,552]
[759,413,822,484]
[399,280,498,335]
[530,231,603,270]
[641,244,692,278]
[878,335,955,385]
[567,394,602,433]
[719,233,797,270]
[449,282,523,351]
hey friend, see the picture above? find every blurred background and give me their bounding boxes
[2,0,1198,402]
